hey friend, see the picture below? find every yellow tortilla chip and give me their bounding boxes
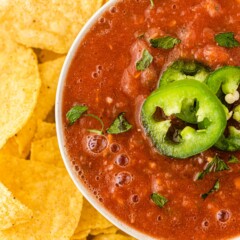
[0,30,40,149]
[1,0,103,53]
[0,56,65,158]
[93,233,135,240]
[74,198,113,234]
[71,229,90,240]
[91,226,118,236]
[0,182,33,231]
[34,120,56,141]
[34,48,65,63]
[36,56,65,119]
[0,154,83,239]
[30,136,64,167]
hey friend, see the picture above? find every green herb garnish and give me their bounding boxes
[107,112,132,134]
[66,105,88,125]
[85,114,104,135]
[196,156,230,180]
[215,32,240,48]
[136,49,153,71]
[228,155,239,164]
[150,36,181,49]
[201,179,220,200]
[66,105,104,134]
[151,193,168,208]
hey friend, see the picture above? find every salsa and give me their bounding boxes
[62,0,240,239]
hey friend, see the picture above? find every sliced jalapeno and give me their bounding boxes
[158,60,210,88]
[141,80,227,158]
[206,66,240,151]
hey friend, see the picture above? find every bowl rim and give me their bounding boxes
[55,1,155,239]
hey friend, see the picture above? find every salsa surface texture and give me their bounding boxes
[62,0,240,239]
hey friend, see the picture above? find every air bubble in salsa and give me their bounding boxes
[62,0,240,239]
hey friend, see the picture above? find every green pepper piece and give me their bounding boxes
[206,66,240,151]
[158,60,210,88]
[141,80,227,158]
[206,66,240,100]
[215,126,240,151]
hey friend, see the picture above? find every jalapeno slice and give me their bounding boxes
[158,60,210,88]
[206,66,240,151]
[141,80,227,158]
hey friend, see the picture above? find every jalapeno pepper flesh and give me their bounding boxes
[141,80,227,158]
[206,66,240,151]
[158,60,210,88]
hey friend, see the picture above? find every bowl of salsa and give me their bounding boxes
[56,0,240,239]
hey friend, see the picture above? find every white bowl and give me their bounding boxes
[55,1,154,239]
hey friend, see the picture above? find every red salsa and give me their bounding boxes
[62,0,240,239]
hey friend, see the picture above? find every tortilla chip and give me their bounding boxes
[1,0,103,53]
[0,56,65,158]
[0,182,33,231]
[30,136,64,167]
[34,48,64,63]
[90,226,118,236]
[74,198,113,234]
[0,30,40,149]
[93,233,135,240]
[71,229,90,240]
[0,154,83,239]
[34,121,56,141]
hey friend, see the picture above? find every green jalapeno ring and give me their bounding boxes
[206,66,240,151]
[158,59,210,88]
[141,80,227,159]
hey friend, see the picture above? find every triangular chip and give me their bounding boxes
[0,182,33,231]
[1,0,103,53]
[0,154,83,239]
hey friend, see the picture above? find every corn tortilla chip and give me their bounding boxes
[71,229,90,240]
[93,233,135,240]
[34,48,65,63]
[0,56,65,158]
[0,30,40,149]
[0,154,83,239]
[1,0,103,53]
[0,182,33,231]
[90,226,118,236]
[34,121,56,141]
[74,198,113,234]
[31,136,64,167]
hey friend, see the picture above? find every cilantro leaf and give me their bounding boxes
[66,105,88,125]
[136,49,153,71]
[85,113,104,135]
[215,32,240,48]
[151,193,168,208]
[201,179,220,200]
[196,156,230,180]
[150,36,181,49]
[107,113,132,134]
[228,155,239,164]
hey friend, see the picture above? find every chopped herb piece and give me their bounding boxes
[85,114,104,135]
[196,156,230,180]
[66,105,88,125]
[107,112,132,134]
[201,179,220,200]
[215,32,240,48]
[151,193,168,208]
[150,36,181,49]
[136,49,153,71]
[228,155,239,164]
[150,0,154,8]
